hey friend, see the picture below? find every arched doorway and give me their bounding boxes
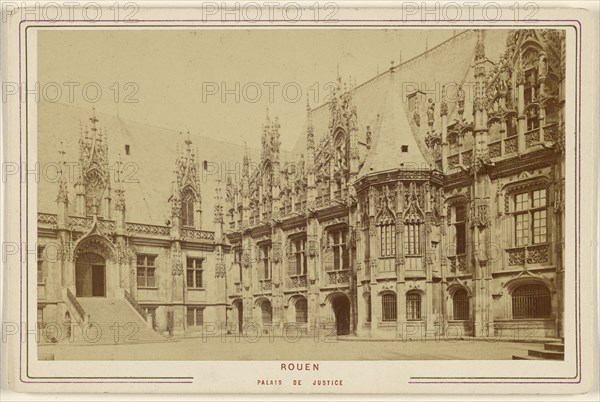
[260,299,272,326]
[331,293,350,335]
[75,252,106,297]
[233,299,243,334]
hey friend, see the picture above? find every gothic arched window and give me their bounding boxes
[404,223,421,256]
[181,189,195,227]
[379,223,396,257]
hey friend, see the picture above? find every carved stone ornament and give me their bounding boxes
[470,205,490,228]
[215,263,226,278]
[171,248,183,276]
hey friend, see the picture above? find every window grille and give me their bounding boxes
[381,293,397,322]
[295,298,308,323]
[512,284,552,318]
[406,292,422,320]
[452,289,469,320]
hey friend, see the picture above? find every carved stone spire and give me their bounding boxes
[114,153,126,211]
[56,142,68,205]
[173,130,202,228]
[473,29,488,113]
[242,142,250,178]
[306,96,314,151]
[78,108,109,217]
[214,178,224,224]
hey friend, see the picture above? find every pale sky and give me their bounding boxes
[37,28,459,152]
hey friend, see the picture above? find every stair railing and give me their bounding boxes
[66,288,88,324]
[124,290,148,321]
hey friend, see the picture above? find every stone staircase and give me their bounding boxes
[512,340,564,360]
[68,297,165,345]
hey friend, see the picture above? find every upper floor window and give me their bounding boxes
[524,68,538,104]
[181,190,195,227]
[506,117,517,137]
[526,106,540,131]
[448,134,458,150]
[379,223,396,257]
[137,255,156,288]
[37,246,45,284]
[233,246,243,283]
[403,223,421,256]
[260,244,272,280]
[454,205,467,255]
[331,229,349,271]
[186,257,203,289]
[514,189,547,246]
[291,237,307,276]
[407,93,418,113]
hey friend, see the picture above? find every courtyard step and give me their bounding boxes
[68,297,165,345]
[512,341,564,360]
[544,342,564,352]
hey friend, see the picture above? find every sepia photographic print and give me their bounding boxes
[2,2,597,397]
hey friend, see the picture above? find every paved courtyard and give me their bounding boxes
[38,336,539,360]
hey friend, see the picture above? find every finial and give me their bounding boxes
[185,130,192,148]
[58,141,66,159]
[115,152,123,184]
[266,106,270,122]
[89,107,98,129]
[399,50,402,65]
[425,38,429,52]
[336,62,340,81]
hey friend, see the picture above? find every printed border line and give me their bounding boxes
[17,19,582,385]
[20,22,193,384]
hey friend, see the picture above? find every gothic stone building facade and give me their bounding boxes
[36,106,234,339]
[224,29,566,339]
[37,28,566,341]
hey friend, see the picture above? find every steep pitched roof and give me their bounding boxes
[37,101,261,227]
[358,68,429,177]
[293,29,509,164]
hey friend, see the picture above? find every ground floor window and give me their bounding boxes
[512,284,552,318]
[186,306,204,327]
[381,293,397,321]
[261,301,273,324]
[406,292,422,320]
[452,289,469,320]
[295,298,308,323]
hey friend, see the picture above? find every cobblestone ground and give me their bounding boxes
[38,336,537,360]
